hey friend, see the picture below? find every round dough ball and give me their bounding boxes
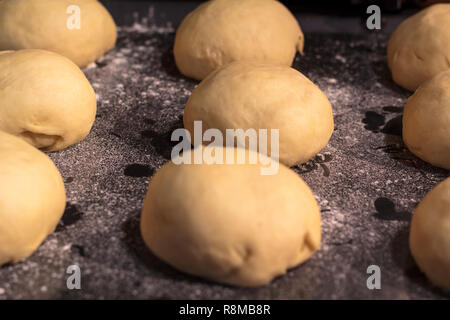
[387,4,450,91]
[402,70,450,169]
[0,49,97,151]
[0,0,117,68]
[410,178,450,291]
[174,0,304,80]
[183,62,334,167]
[0,131,66,266]
[140,146,321,287]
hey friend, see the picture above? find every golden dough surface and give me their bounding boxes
[387,4,450,91]
[402,70,450,170]
[183,62,334,166]
[410,178,450,291]
[174,0,304,80]
[140,147,321,287]
[0,0,117,68]
[0,49,97,151]
[0,131,66,266]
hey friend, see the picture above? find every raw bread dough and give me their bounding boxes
[174,0,304,80]
[387,4,450,91]
[0,131,66,266]
[410,178,450,291]
[0,0,117,68]
[0,49,97,151]
[402,70,450,169]
[140,146,322,287]
[183,62,334,167]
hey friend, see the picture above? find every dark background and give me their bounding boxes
[101,0,450,17]
[98,0,424,34]
[1,0,449,301]
[99,0,450,31]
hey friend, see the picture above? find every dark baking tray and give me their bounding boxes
[0,1,448,299]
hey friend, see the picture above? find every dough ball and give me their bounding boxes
[0,0,117,68]
[402,70,450,169]
[410,178,450,291]
[183,62,334,167]
[387,4,450,91]
[140,146,321,287]
[0,49,97,151]
[174,0,304,80]
[0,131,66,266]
